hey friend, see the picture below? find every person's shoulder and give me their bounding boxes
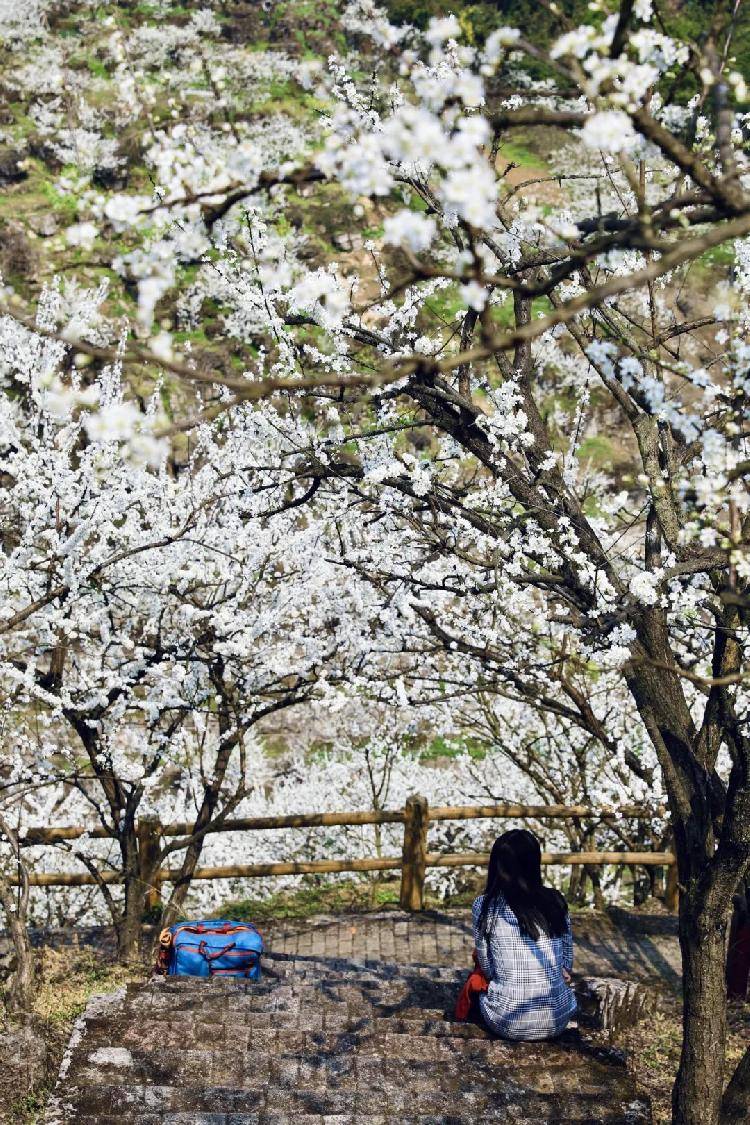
[474,892,509,920]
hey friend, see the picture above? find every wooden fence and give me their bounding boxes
[18,796,675,911]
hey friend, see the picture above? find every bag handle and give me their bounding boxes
[178,922,258,936]
[198,939,237,962]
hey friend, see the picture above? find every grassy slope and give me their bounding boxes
[2,948,144,1124]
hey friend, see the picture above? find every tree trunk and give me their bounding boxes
[673,901,731,1125]
[623,652,745,1125]
[568,861,583,905]
[137,817,162,916]
[580,825,604,909]
[159,785,226,931]
[721,1046,750,1124]
[590,867,606,912]
[159,703,238,930]
[117,828,143,963]
[0,818,35,1013]
[0,874,35,1014]
[632,864,649,906]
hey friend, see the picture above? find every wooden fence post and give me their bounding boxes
[664,832,679,912]
[664,863,678,912]
[400,794,428,912]
[137,816,162,914]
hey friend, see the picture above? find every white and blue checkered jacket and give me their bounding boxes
[472,893,577,1040]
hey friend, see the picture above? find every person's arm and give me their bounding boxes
[472,898,492,978]
[562,911,574,981]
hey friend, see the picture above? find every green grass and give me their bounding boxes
[34,948,141,1027]
[215,876,484,923]
[490,293,552,330]
[85,57,109,79]
[6,1091,47,1125]
[172,327,212,347]
[217,879,403,922]
[39,181,79,220]
[577,435,616,469]
[497,140,544,169]
[418,734,486,762]
[422,283,465,325]
[683,240,738,290]
[697,242,736,268]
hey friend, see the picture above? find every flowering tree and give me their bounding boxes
[216,5,749,1119]
[0,299,377,958]
[271,8,748,1121]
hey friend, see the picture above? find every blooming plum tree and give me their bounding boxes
[0,297,379,958]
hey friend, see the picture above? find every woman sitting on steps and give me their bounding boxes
[464,828,577,1040]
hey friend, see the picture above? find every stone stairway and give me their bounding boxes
[47,953,652,1124]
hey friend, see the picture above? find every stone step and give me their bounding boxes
[61,1114,649,1125]
[146,969,464,996]
[49,1082,650,1121]
[129,972,650,1040]
[120,996,462,1027]
[64,1032,623,1090]
[120,999,462,1025]
[81,1015,601,1057]
[265,952,467,982]
[49,964,653,1123]
[129,976,462,1010]
[153,957,467,989]
[78,1011,492,1043]
[79,1008,465,1036]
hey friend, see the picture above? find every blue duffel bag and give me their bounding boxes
[157,919,264,979]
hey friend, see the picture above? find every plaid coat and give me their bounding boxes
[472,893,577,1040]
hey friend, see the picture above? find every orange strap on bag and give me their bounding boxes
[153,927,173,976]
[455,949,489,1021]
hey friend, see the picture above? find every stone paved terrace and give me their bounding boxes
[260,907,681,990]
[41,909,680,1123]
[21,906,681,989]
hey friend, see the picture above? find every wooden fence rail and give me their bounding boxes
[16,796,675,910]
[21,851,676,887]
[20,801,667,845]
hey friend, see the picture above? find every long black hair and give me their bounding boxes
[478,829,569,941]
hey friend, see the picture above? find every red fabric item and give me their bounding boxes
[455,949,489,1021]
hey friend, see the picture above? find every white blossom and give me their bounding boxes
[581,111,638,153]
[383,210,436,252]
